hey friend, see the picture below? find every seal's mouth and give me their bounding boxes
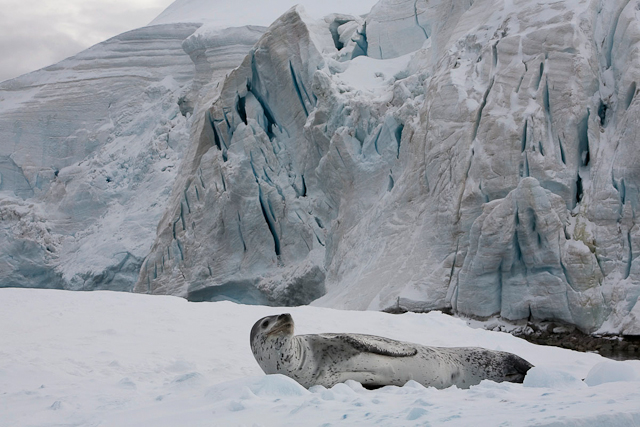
[267,323,293,336]
[266,314,294,336]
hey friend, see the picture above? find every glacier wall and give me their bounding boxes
[135,0,640,335]
[0,23,263,291]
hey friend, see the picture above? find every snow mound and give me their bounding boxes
[523,367,587,390]
[334,53,415,93]
[584,360,640,386]
[205,374,308,403]
[250,374,308,397]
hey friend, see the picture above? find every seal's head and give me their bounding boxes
[250,314,296,374]
[250,313,295,347]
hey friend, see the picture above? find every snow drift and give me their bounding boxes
[2,288,640,426]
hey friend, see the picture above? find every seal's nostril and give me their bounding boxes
[278,314,286,320]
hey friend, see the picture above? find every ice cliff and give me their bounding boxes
[2,0,640,336]
[0,22,265,290]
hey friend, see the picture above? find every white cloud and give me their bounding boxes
[0,0,174,82]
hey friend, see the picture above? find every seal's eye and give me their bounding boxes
[262,320,270,328]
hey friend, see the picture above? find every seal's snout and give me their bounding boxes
[276,313,294,329]
[264,313,294,337]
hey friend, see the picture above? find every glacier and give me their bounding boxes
[2,0,640,336]
[0,22,264,291]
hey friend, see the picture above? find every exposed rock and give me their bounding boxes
[511,319,640,360]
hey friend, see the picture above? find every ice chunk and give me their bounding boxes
[248,374,310,397]
[523,367,587,390]
[584,361,640,387]
[366,0,432,59]
[205,374,309,402]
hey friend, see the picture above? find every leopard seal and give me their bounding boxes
[250,313,533,389]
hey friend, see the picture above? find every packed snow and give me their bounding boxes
[1,288,640,426]
[334,53,417,93]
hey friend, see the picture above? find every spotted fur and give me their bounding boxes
[250,313,534,389]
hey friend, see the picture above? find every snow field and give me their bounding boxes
[1,288,640,426]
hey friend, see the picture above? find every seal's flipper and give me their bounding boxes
[322,333,418,357]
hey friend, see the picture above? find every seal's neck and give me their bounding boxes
[276,335,308,373]
[271,334,293,353]
[255,333,296,374]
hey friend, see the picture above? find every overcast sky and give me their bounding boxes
[0,0,175,83]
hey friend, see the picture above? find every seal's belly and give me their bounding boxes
[307,351,438,389]
[308,348,501,389]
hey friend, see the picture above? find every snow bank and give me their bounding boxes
[1,288,640,426]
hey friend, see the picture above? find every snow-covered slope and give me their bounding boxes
[2,288,640,426]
